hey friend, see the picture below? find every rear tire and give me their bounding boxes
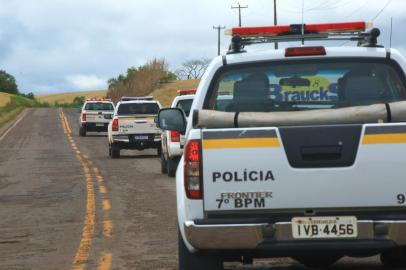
[160,151,168,174]
[167,157,179,177]
[79,126,86,137]
[178,230,223,270]
[381,248,406,267]
[111,144,120,159]
[294,255,341,269]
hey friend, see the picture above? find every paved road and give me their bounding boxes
[0,108,400,269]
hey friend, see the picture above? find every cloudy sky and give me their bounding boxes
[0,0,403,94]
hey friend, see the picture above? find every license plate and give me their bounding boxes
[292,216,358,239]
[134,135,149,140]
[96,123,104,127]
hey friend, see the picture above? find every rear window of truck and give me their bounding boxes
[176,99,193,116]
[117,103,159,115]
[85,102,114,111]
[205,59,406,112]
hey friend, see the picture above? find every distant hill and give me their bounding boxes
[36,80,200,107]
[151,80,199,107]
[37,90,108,104]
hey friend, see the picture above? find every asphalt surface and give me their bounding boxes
[0,108,402,269]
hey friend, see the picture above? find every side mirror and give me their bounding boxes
[77,107,82,113]
[157,108,186,134]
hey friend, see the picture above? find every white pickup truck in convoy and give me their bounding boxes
[79,99,115,136]
[161,90,195,177]
[157,22,406,269]
[108,96,161,158]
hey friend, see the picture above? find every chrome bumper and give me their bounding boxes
[184,220,406,250]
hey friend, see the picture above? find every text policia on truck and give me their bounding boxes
[160,89,196,177]
[156,21,406,269]
[108,96,162,158]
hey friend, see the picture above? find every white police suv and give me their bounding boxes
[108,96,161,158]
[79,98,115,136]
[160,89,195,177]
[157,21,406,269]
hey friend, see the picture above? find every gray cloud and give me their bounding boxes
[0,0,403,94]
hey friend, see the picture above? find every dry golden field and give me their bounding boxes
[151,80,199,107]
[37,90,108,104]
[0,92,12,107]
[36,80,200,107]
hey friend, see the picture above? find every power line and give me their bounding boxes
[213,25,226,56]
[344,0,369,19]
[371,0,393,21]
[231,3,248,27]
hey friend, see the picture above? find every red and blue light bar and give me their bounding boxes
[225,21,372,37]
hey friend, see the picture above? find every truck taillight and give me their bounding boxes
[184,140,202,199]
[170,131,181,143]
[112,118,119,132]
[81,113,86,122]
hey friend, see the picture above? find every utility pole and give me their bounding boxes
[213,25,226,56]
[274,0,278,49]
[231,3,248,27]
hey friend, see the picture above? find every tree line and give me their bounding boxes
[107,58,211,102]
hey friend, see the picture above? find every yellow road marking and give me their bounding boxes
[59,109,113,270]
[363,133,406,144]
[203,138,280,149]
[97,252,113,270]
[103,220,113,238]
[59,111,96,270]
[102,199,111,211]
[71,172,96,270]
[99,185,107,194]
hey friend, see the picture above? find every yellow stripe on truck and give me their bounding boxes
[119,117,154,121]
[363,133,406,144]
[203,138,280,149]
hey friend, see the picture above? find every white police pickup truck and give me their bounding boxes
[161,90,195,177]
[157,22,406,269]
[79,99,115,136]
[108,96,161,158]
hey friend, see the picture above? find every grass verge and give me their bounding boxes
[0,95,49,128]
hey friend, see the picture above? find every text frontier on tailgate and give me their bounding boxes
[198,57,406,212]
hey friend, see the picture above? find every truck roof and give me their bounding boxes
[224,46,389,65]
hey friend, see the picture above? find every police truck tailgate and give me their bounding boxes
[118,116,159,134]
[85,112,112,123]
[202,126,406,212]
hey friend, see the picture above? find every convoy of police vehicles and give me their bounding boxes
[77,21,406,269]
